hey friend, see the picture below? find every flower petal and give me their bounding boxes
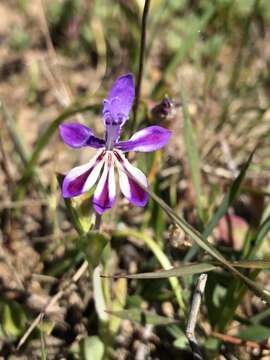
[104,73,135,120]
[59,123,104,149]
[93,153,116,214]
[117,126,172,152]
[103,74,135,148]
[59,123,92,148]
[62,150,105,198]
[115,151,148,207]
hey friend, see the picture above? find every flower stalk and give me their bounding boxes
[131,0,151,134]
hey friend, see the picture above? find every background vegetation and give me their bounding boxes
[1,0,270,358]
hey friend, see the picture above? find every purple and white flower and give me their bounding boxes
[59,74,172,214]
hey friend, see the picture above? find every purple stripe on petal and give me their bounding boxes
[93,153,116,214]
[114,150,148,207]
[126,177,148,206]
[117,126,172,152]
[59,123,93,148]
[93,176,110,214]
[63,167,92,197]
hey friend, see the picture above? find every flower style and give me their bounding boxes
[59,74,172,214]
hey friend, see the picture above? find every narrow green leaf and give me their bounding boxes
[249,307,270,324]
[109,260,270,281]
[181,89,201,214]
[185,148,256,261]
[204,149,256,239]
[249,214,270,258]
[230,260,270,269]
[123,162,270,304]
[113,229,186,311]
[217,204,270,331]
[113,263,217,279]
[93,265,109,322]
[109,278,128,335]
[0,99,30,165]
[238,324,270,342]
[107,309,178,326]
[40,329,48,360]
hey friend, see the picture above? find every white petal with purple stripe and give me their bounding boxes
[93,152,116,214]
[114,150,148,206]
[62,150,104,198]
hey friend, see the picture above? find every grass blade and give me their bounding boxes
[112,263,217,279]
[204,149,256,238]
[230,260,270,269]
[109,260,270,280]
[185,147,256,261]
[123,160,270,304]
[0,99,30,165]
[181,89,201,215]
[113,229,186,311]
[107,309,178,326]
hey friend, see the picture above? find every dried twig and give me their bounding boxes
[211,331,260,350]
[186,273,207,360]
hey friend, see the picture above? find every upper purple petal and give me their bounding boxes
[102,74,135,149]
[117,126,172,152]
[103,73,135,121]
[59,123,105,149]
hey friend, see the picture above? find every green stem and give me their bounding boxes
[131,0,151,135]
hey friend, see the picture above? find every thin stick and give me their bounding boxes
[186,273,207,360]
[131,0,151,134]
[17,213,102,349]
[211,331,260,349]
